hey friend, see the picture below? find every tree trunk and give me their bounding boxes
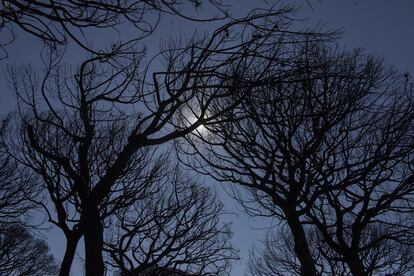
[59,233,81,276]
[284,208,318,276]
[83,202,105,276]
[345,251,366,276]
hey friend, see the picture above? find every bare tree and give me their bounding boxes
[248,228,316,276]
[249,220,414,276]
[0,223,59,276]
[247,227,350,276]
[0,116,39,224]
[248,227,313,276]
[0,118,52,275]
[295,46,414,275]
[6,6,323,276]
[0,0,227,56]
[180,42,414,275]
[105,168,237,276]
[303,88,414,275]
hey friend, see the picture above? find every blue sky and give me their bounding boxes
[1,1,414,275]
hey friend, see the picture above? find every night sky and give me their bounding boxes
[1,1,414,275]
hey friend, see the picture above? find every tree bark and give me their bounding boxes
[59,233,81,276]
[83,202,105,276]
[284,208,318,276]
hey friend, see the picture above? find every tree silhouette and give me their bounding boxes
[248,222,414,275]
[0,0,226,56]
[0,224,59,276]
[105,168,237,276]
[6,6,324,275]
[0,118,52,275]
[181,43,414,275]
[247,227,344,276]
[0,116,40,224]
[2,1,413,276]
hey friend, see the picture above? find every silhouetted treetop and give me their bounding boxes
[0,0,227,56]
[106,169,237,276]
[179,42,414,275]
[0,224,59,276]
[6,4,335,276]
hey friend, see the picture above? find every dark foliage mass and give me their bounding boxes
[1,1,413,276]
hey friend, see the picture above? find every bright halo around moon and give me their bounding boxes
[188,115,207,134]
